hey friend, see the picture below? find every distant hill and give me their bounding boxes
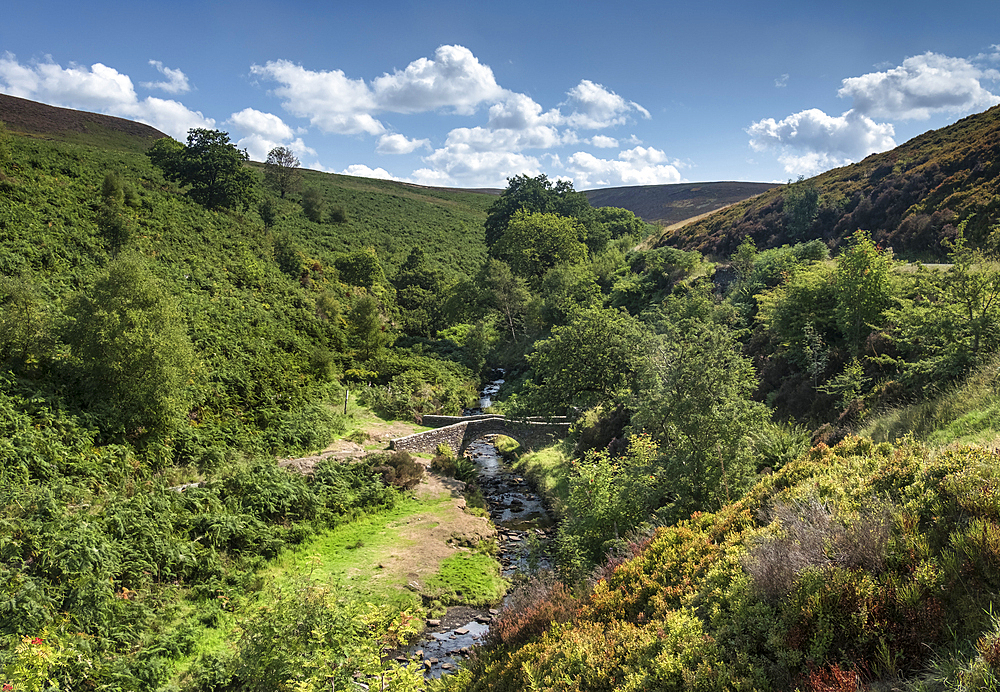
[0,93,166,149]
[584,181,778,226]
[652,104,1000,260]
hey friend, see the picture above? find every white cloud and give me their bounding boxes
[142,60,190,94]
[250,46,654,187]
[420,144,543,188]
[775,73,789,88]
[251,45,510,136]
[589,135,619,148]
[376,133,430,155]
[747,108,896,175]
[226,108,316,162]
[566,146,683,188]
[0,53,213,139]
[341,164,398,180]
[229,107,296,141]
[563,80,650,129]
[250,59,384,135]
[839,52,1000,120]
[372,44,504,115]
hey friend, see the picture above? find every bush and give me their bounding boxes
[370,450,424,490]
[486,571,577,648]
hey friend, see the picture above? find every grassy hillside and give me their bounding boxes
[652,105,1000,260]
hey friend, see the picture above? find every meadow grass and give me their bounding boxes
[508,438,574,515]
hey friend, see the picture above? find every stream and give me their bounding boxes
[403,377,557,679]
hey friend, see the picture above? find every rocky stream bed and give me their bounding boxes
[402,437,556,679]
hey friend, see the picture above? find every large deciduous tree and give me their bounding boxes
[263,146,301,199]
[147,129,257,210]
[520,305,650,415]
[834,230,894,355]
[484,174,593,249]
[492,210,588,285]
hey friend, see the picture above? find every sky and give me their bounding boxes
[2,1,999,189]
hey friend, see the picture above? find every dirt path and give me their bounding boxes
[277,416,499,607]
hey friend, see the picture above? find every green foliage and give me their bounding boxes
[484,174,591,249]
[635,300,768,514]
[519,305,650,415]
[301,185,326,223]
[263,145,301,199]
[492,210,588,285]
[63,252,199,440]
[783,177,820,239]
[558,435,662,572]
[220,579,422,692]
[148,129,257,210]
[834,230,894,355]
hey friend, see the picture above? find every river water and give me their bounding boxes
[404,377,556,679]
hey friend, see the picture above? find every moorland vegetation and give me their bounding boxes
[3,99,1000,691]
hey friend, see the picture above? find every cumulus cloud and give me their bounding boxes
[341,164,398,180]
[372,44,504,115]
[142,60,190,94]
[226,107,316,162]
[563,80,650,129]
[419,145,543,188]
[250,59,383,135]
[566,146,683,188]
[376,133,430,155]
[589,135,619,148]
[251,46,654,187]
[0,52,213,139]
[839,52,1000,120]
[747,108,896,175]
[252,45,509,136]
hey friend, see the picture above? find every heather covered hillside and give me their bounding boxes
[654,105,1000,260]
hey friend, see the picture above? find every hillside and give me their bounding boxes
[584,181,778,226]
[653,104,1000,259]
[0,92,167,150]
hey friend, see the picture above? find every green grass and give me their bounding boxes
[862,353,1000,448]
[510,439,574,515]
[423,552,507,606]
[265,489,502,611]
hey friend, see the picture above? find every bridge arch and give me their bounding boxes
[389,415,571,456]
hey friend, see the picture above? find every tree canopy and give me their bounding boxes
[148,128,257,210]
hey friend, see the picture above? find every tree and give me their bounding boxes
[147,129,257,210]
[301,186,325,223]
[834,230,894,355]
[64,253,198,439]
[633,319,767,514]
[484,174,592,248]
[477,259,532,343]
[96,171,134,256]
[520,305,650,414]
[783,176,819,240]
[346,293,389,362]
[492,210,588,284]
[263,146,301,198]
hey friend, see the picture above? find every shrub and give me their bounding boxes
[486,571,578,648]
[743,497,893,601]
[370,450,424,490]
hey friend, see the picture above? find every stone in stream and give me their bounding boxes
[455,627,469,635]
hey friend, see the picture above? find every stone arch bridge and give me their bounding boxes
[389,414,571,455]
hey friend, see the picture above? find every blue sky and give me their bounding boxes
[3,1,999,189]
